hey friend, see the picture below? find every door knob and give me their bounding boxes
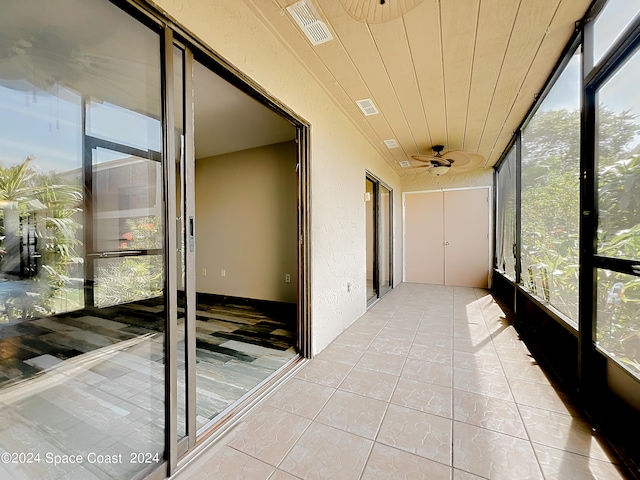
[444,242,450,245]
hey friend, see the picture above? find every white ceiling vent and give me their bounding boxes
[383,139,399,148]
[287,0,334,46]
[356,98,379,116]
[399,160,411,168]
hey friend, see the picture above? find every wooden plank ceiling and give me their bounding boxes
[244,0,592,175]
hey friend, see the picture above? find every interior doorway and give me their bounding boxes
[187,55,299,434]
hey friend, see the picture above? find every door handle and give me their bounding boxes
[188,216,195,253]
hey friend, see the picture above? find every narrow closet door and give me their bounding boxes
[444,189,489,287]
[404,192,444,283]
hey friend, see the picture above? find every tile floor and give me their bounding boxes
[176,283,633,480]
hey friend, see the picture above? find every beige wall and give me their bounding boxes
[156,0,403,353]
[195,141,297,303]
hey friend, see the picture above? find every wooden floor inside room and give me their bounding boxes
[0,296,297,479]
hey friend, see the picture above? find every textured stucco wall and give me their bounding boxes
[401,168,494,192]
[153,0,403,353]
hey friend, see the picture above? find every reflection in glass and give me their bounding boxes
[593,0,640,65]
[92,149,162,253]
[521,50,581,325]
[597,269,640,379]
[0,1,165,478]
[496,147,517,280]
[597,46,640,262]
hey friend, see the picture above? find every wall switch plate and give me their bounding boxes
[221,269,226,277]
[202,268,206,276]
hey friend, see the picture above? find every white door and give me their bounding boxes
[444,189,489,287]
[404,191,444,283]
[404,188,489,287]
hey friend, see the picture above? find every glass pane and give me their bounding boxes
[597,46,640,262]
[366,178,377,302]
[380,185,391,293]
[521,50,581,325]
[174,45,187,441]
[593,0,640,65]
[94,255,163,308]
[93,149,162,253]
[596,269,640,379]
[0,1,165,478]
[496,146,517,280]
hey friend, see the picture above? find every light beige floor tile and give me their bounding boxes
[417,322,453,337]
[453,350,504,375]
[350,313,389,326]
[333,331,376,349]
[518,405,617,463]
[294,359,351,388]
[315,390,387,439]
[356,351,406,376]
[533,443,627,480]
[367,337,412,356]
[453,389,527,438]
[401,359,452,388]
[508,378,576,415]
[453,337,499,358]
[268,469,300,480]
[376,328,416,342]
[316,343,365,366]
[191,445,275,480]
[391,377,453,419]
[338,367,398,402]
[227,404,311,466]
[361,442,451,480]
[413,332,453,349]
[452,468,486,479]
[266,378,334,419]
[493,344,535,363]
[453,422,543,479]
[453,367,514,402]
[377,404,452,465]
[408,344,452,365]
[279,422,372,479]
[453,323,491,341]
[500,358,552,385]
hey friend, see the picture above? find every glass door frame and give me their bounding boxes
[157,21,312,480]
[366,172,393,306]
[107,1,312,474]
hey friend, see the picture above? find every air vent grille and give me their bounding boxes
[383,139,399,148]
[399,161,411,168]
[287,0,333,46]
[356,98,379,116]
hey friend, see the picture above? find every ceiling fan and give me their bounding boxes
[410,145,482,176]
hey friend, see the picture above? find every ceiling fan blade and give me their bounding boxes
[411,154,438,163]
[441,150,471,166]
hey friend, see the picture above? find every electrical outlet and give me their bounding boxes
[202,268,206,276]
[221,269,226,277]
[285,274,291,282]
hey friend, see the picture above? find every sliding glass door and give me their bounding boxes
[366,175,393,305]
[0,1,167,478]
[0,2,307,478]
